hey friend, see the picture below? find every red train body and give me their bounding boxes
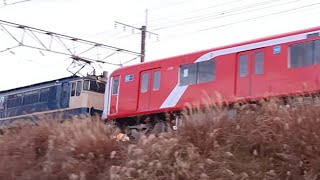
[102,26,320,132]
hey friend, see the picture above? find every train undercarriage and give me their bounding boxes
[106,92,320,141]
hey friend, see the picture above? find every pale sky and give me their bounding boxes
[0,0,320,91]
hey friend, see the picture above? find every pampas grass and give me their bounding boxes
[0,99,320,179]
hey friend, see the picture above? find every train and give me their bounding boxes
[1,26,320,138]
[0,75,106,126]
[101,26,320,138]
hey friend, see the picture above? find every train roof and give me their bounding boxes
[112,25,320,74]
[0,75,81,95]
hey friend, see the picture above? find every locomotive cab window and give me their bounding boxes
[289,40,320,68]
[179,60,216,86]
[71,81,82,97]
[76,81,82,96]
[83,80,105,94]
[71,82,76,96]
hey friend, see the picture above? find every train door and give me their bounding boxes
[236,49,265,97]
[148,69,162,110]
[138,68,161,111]
[69,81,83,108]
[60,82,70,108]
[109,76,120,114]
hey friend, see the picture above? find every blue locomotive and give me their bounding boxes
[0,75,106,126]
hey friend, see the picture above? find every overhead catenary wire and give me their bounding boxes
[101,0,247,32]
[96,0,303,46]
[104,1,320,52]
[141,0,247,25]
[149,0,301,31]
[145,2,320,46]
[104,0,304,43]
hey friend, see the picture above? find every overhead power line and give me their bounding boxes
[147,2,320,45]
[93,0,285,43]
[149,0,300,31]
[143,0,246,25]
[1,0,31,8]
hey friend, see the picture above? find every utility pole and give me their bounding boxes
[140,25,146,62]
[115,9,158,63]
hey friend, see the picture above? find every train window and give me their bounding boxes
[197,60,215,83]
[254,52,264,74]
[90,81,98,92]
[315,40,320,64]
[83,80,89,90]
[153,71,161,91]
[98,82,105,93]
[23,91,39,105]
[112,78,119,95]
[289,41,316,68]
[76,81,82,96]
[141,73,149,93]
[179,63,197,86]
[239,54,248,77]
[307,32,319,39]
[39,88,49,102]
[7,98,14,108]
[0,96,4,109]
[71,82,76,96]
[7,94,23,108]
[83,80,105,94]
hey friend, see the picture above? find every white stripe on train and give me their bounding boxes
[160,30,320,108]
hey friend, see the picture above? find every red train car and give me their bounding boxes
[102,26,320,136]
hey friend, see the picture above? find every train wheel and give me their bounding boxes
[150,121,167,134]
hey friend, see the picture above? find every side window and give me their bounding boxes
[315,40,320,64]
[71,82,76,96]
[112,78,119,95]
[239,54,248,77]
[23,91,39,105]
[76,81,82,96]
[197,60,215,83]
[39,88,49,102]
[153,71,161,91]
[289,40,318,68]
[179,63,197,86]
[98,82,106,93]
[254,52,264,74]
[141,73,149,93]
[0,96,4,109]
[8,94,23,108]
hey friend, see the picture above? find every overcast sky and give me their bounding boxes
[0,0,320,91]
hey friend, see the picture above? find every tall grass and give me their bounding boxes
[0,100,320,179]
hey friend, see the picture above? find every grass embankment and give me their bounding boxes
[0,100,320,180]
